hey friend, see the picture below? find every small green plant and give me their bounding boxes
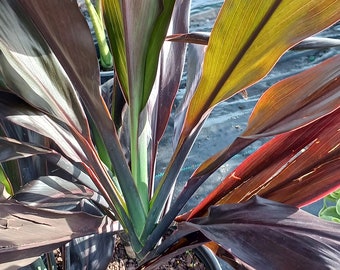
[319,189,340,223]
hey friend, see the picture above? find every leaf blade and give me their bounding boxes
[186,108,340,219]
[181,0,340,140]
[0,0,90,139]
[0,200,118,264]
[146,197,340,269]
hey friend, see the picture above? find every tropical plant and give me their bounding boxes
[0,0,340,269]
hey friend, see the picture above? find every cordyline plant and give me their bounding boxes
[0,0,340,269]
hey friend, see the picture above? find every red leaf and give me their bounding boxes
[186,108,340,220]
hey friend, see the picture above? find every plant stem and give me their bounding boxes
[85,0,113,70]
[130,107,149,219]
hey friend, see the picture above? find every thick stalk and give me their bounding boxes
[130,106,149,218]
[85,0,113,69]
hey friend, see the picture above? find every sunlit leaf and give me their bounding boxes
[180,0,340,140]
[14,176,108,213]
[176,52,340,220]
[242,54,340,138]
[185,108,339,220]
[0,0,90,139]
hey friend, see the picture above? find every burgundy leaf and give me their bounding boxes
[185,108,340,220]
[147,197,340,269]
[243,54,340,138]
[173,43,206,148]
[0,135,98,191]
[13,176,108,212]
[0,1,91,140]
[0,200,118,264]
[166,32,210,45]
[0,92,86,163]
[149,0,190,197]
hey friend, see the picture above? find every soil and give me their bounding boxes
[54,239,207,270]
[106,242,205,270]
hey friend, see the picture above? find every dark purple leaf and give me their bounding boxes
[0,118,46,190]
[0,200,118,264]
[166,32,210,45]
[292,36,340,50]
[173,43,206,147]
[145,197,340,269]
[167,33,340,50]
[0,137,51,162]
[13,176,108,213]
[150,0,190,145]
[0,0,91,140]
[2,1,143,223]
[0,92,87,163]
[149,0,190,197]
[0,135,98,191]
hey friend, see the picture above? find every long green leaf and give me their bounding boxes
[0,164,12,197]
[104,0,176,216]
[103,0,129,97]
[85,0,113,69]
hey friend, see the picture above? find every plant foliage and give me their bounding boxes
[0,0,340,269]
